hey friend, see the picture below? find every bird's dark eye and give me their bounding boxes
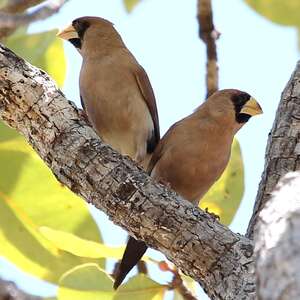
[68,20,90,49]
[73,20,90,40]
[231,92,251,123]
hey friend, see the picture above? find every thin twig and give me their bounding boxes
[137,260,148,274]
[0,0,67,28]
[0,0,45,13]
[158,261,198,300]
[0,0,69,40]
[169,269,198,300]
[0,0,45,40]
[0,278,42,300]
[197,0,219,98]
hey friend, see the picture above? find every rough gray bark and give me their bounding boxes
[0,278,41,300]
[246,61,300,239]
[255,172,300,300]
[0,45,255,299]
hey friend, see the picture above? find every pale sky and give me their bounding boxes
[0,0,298,298]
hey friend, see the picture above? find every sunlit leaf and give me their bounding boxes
[173,290,183,300]
[244,0,300,27]
[123,0,141,12]
[5,29,66,86]
[0,122,103,283]
[44,37,66,87]
[181,274,196,295]
[0,0,7,8]
[200,139,244,225]
[40,226,127,259]
[115,274,166,300]
[58,264,114,300]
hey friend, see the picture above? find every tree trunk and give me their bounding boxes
[247,61,300,239]
[255,172,300,300]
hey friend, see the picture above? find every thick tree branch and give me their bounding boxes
[247,61,300,239]
[0,45,255,300]
[255,172,300,299]
[197,0,219,98]
[0,278,41,300]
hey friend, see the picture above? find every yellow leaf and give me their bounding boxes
[0,122,103,283]
[244,0,300,27]
[115,274,166,300]
[39,226,127,259]
[58,264,114,300]
[123,0,141,12]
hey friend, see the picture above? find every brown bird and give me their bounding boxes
[57,16,160,168]
[114,89,263,289]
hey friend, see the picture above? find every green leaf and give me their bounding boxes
[5,29,66,86]
[199,139,244,225]
[181,274,196,295]
[58,264,115,300]
[123,0,141,12]
[39,226,127,259]
[39,226,153,262]
[173,290,183,300]
[244,0,300,27]
[0,0,7,8]
[114,274,166,300]
[0,122,104,283]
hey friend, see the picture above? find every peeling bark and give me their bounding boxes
[247,61,300,239]
[255,172,300,300]
[0,45,255,299]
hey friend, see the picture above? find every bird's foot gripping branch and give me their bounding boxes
[0,44,255,300]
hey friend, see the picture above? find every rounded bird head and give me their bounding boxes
[57,16,123,55]
[205,89,263,131]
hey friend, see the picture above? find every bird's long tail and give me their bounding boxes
[113,236,147,289]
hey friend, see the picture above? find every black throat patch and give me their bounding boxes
[69,19,90,49]
[231,92,251,123]
[69,38,81,48]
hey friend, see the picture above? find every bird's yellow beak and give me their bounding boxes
[240,97,263,116]
[56,24,78,40]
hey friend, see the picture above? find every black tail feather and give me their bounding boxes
[113,236,148,289]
